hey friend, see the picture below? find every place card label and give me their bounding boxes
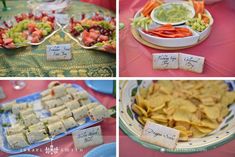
[72,125,103,150]
[179,53,205,73]
[46,44,72,61]
[152,53,205,73]
[140,121,180,149]
[153,53,179,69]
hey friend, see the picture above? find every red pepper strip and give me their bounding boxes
[149,32,177,38]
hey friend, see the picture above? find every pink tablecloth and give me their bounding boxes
[120,130,235,157]
[119,0,235,77]
[81,0,116,12]
[0,80,116,157]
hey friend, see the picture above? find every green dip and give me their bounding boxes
[155,4,192,23]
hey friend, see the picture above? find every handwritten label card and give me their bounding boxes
[179,53,205,73]
[153,53,179,69]
[72,126,103,150]
[140,121,180,149]
[46,44,72,61]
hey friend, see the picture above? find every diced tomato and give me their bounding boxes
[31,36,40,43]
[28,23,36,33]
[28,23,36,28]
[89,31,100,40]
[3,38,13,45]
[82,30,90,38]
[82,31,95,46]
[83,37,95,46]
[5,42,15,48]
[32,30,43,39]
[89,29,100,34]
[98,35,109,42]
[0,38,3,45]
[90,29,95,32]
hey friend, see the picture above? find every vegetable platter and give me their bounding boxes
[131,0,213,49]
[0,82,109,154]
[0,12,61,49]
[62,12,116,54]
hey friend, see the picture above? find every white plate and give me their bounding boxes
[138,24,199,47]
[134,8,213,48]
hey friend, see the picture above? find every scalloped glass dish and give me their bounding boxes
[119,80,235,154]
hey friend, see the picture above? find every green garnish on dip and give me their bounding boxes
[155,4,192,23]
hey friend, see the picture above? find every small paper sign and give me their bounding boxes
[153,53,179,69]
[179,53,205,73]
[72,125,103,150]
[46,44,72,61]
[140,121,180,149]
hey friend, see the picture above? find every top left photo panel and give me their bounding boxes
[0,0,116,77]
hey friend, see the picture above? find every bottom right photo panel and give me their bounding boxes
[119,80,235,157]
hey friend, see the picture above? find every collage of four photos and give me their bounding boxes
[0,0,235,157]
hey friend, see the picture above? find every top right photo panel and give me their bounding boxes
[119,0,235,77]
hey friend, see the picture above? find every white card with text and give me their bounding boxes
[140,121,180,149]
[153,53,179,69]
[46,44,72,61]
[179,53,205,73]
[72,125,103,150]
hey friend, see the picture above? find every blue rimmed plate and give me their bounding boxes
[0,84,103,154]
[85,80,114,95]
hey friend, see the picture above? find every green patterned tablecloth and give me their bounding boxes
[0,0,116,77]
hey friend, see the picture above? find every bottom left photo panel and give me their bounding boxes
[0,80,116,157]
